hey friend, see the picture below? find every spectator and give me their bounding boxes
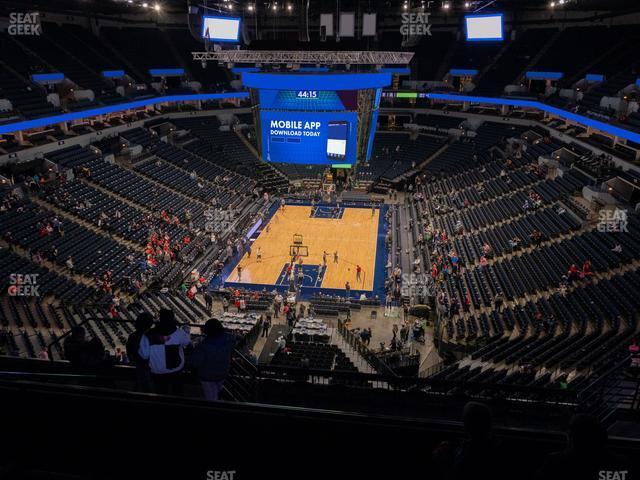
[452,402,505,480]
[63,326,107,370]
[535,414,630,480]
[262,314,271,338]
[494,292,504,313]
[204,290,213,313]
[189,319,234,402]
[126,312,154,392]
[65,256,74,274]
[138,309,191,395]
[567,264,580,282]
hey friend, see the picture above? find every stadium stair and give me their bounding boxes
[329,327,376,374]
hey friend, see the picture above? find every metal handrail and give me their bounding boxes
[45,313,260,401]
[336,319,399,379]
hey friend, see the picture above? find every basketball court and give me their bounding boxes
[224,204,384,293]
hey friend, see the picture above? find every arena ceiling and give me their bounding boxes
[1,0,639,16]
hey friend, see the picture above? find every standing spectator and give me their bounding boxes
[262,314,272,338]
[535,415,630,480]
[222,296,230,313]
[493,292,504,313]
[65,256,74,275]
[189,319,234,402]
[126,312,154,392]
[273,293,282,317]
[400,323,409,343]
[204,290,213,313]
[365,328,372,346]
[138,309,191,395]
[63,326,107,370]
[452,402,505,480]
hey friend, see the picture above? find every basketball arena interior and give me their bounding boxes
[0,0,640,478]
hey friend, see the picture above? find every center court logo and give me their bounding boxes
[400,13,432,36]
[8,273,40,297]
[8,12,42,36]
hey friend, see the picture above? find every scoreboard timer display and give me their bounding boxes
[296,90,318,99]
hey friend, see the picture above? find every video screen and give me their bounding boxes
[327,121,348,161]
[201,16,241,42]
[259,88,358,165]
[465,14,504,41]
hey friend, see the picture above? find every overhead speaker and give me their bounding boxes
[299,0,310,42]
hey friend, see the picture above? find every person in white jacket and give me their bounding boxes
[138,309,191,395]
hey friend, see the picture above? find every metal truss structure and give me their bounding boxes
[192,50,414,65]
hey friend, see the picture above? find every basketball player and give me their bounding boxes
[371,203,376,217]
[333,251,339,264]
[322,251,328,267]
[280,198,286,211]
[237,265,242,281]
[356,265,362,282]
[256,247,262,263]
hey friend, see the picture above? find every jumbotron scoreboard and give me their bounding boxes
[241,72,391,167]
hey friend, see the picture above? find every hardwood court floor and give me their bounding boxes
[226,205,380,290]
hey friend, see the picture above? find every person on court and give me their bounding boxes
[280,198,285,211]
[236,265,242,281]
[371,203,376,217]
[256,247,262,263]
[356,265,362,282]
[333,251,339,264]
[322,251,328,267]
[246,245,251,258]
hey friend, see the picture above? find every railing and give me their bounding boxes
[336,319,399,379]
[419,359,447,378]
[577,355,640,424]
[38,315,638,410]
[45,315,259,402]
